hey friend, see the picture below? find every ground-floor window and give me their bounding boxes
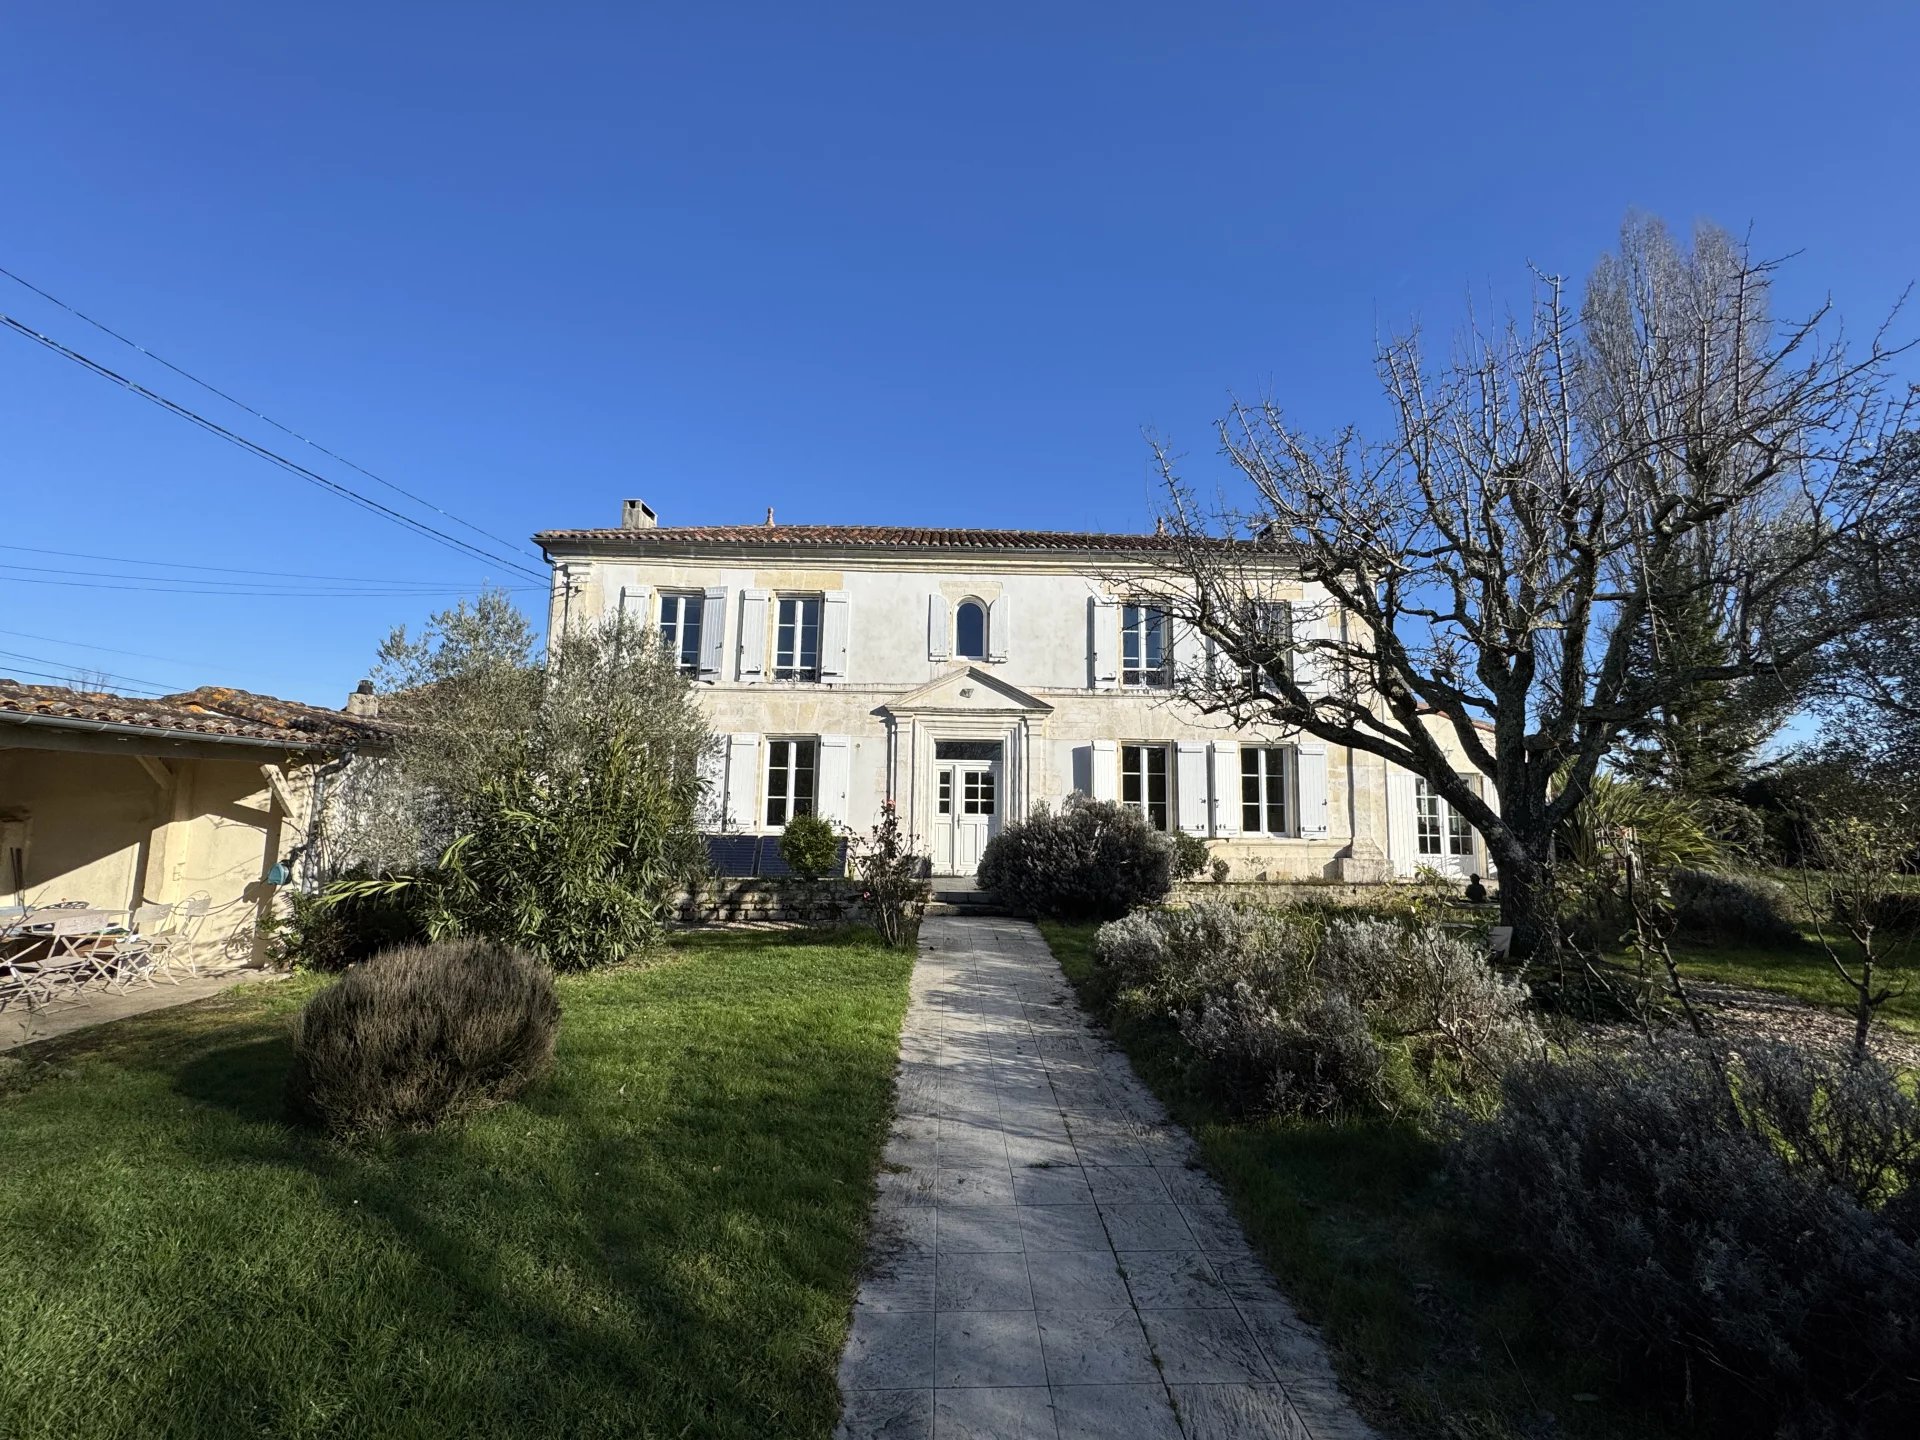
[1121,743,1171,831]
[1414,778,1472,856]
[1240,745,1289,834]
[765,738,817,826]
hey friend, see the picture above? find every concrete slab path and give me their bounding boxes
[0,969,283,1053]
[837,915,1379,1440]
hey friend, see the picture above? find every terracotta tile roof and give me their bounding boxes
[534,523,1257,553]
[0,680,393,751]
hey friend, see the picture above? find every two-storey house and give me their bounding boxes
[534,502,1491,881]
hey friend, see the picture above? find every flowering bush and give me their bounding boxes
[852,803,930,949]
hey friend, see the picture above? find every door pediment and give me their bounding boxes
[883,667,1052,716]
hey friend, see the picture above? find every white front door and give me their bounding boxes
[932,760,1001,876]
[1413,778,1479,878]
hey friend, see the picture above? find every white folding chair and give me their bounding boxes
[120,903,181,987]
[167,895,213,977]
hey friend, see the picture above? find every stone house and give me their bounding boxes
[0,681,389,965]
[534,503,1492,882]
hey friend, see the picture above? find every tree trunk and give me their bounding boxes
[1491,832,1555,960]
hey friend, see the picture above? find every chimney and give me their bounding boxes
[621,498,659,530]
[345,678,380,718]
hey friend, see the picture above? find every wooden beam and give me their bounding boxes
[136,755,174,789]
[258,764,299,818]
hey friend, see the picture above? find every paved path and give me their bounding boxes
[0,969,282,1053]
[837,916,1377,1440]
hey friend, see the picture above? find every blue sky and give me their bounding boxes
[2,2,1915,706]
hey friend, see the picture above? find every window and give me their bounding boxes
[1121,743,1171,830]
[1246,600,1292,690]
[1415,779,1473,857]
[1240,746,1290,834]
[934,739,1002,761]
[962,768,997,816]
[955,599,987,660]
[658,592,704,673]
[773,596,822,680]
[1121,604,1170,687]
[765,739,817,826]
[937,771,952,816]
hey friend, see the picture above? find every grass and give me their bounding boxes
[0,928,913,1440]
[1038,920,1671,1440]
[1666,932,1920,1038]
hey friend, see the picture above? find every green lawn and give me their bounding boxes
[1666,932,1920,1038]
[1039,921,1669,1440]
[0,929,913,1440]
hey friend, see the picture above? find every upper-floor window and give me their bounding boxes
[1246,600,1292,690]
[766,738,817,826]
[774,596,822,680]
[1241,746,1290,834]
[658,591,704,673]
[955,599,988,660]
[1121,742,1171,831]
[1121,604,1170,688]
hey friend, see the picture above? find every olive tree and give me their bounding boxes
[328,594,715,968]
[1149,216,1915,953]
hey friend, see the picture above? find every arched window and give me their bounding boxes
[955,599,988,659]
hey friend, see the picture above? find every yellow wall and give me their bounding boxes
[0,746,318,968]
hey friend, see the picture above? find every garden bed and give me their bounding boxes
[0,929,913,1440]
[1038,920,1675,1440]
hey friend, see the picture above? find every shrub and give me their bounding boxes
[1099,905,1533,1119]
[1314,916,1541,1093]
[274,875,428,972]
[852,802,930,949]
[1170,831,1210,880]
[978,798,1174,920]
[1449,1044,1920,1435]
[1666,867,1801,946]
[1094,901,1313,1015]
[1210,858,1231,884]
[287,938,560,1138]
[1182,985,1387,1118]
[778,812,842,880]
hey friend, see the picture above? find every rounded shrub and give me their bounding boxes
[1449,1044,1920,1435]
[778,812,843,880]
[287,938,559,1138]
[977,798,1175,920]
[1666,867,1801,946]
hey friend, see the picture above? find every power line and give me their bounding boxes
[0,648,173,695]
[0,556,507,594]
[0,264,542,564]
[0,570,538,599]
[0,540,505,588]
[0,624,295,680]
[0,312,548,582]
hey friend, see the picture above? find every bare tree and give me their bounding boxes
[1149,216,1914,952]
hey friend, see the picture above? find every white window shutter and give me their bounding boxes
[1175,742,1210,835]
[1294,600,1329,699]
[987,593,1010,663]
[1090,597,1119,689]
[1090,739,1119,802]
[1295,744,1329,838]
[927,594,950,661]
[696,739,727,828]
[724,733,760,831]
[821,590,851,682]
[737,590,769,682]
[818,735,852,829]
[615,584,652,630]
[1386,764,1418,876]
[1209,741,1240,837]
[698,586,727,680]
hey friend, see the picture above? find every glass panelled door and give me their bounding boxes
[931,740,1003,876]
[1414,777,1478,877]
